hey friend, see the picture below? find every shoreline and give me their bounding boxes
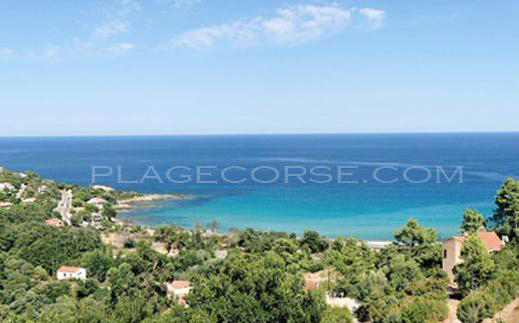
[115,193,192,211]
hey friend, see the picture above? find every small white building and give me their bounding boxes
[214,250,228,260]
[22,197,36,204]
[87,197,107,205]
[325,294,361,313]
[0,182,15,192]
[37,185,49,193]
[165,281,192,305]
[57,266,87,280]
[0,202,13,209]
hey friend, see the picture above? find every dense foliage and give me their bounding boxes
[0,168,518,323]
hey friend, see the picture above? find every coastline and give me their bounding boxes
[115,193,192,211]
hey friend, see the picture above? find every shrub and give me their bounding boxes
[321,306,353,323]
[400,297,448,323]
[457,268,519,323]
[457,292,497,323]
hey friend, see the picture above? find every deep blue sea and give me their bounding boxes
[1,133,518,240]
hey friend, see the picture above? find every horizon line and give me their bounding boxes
[1,130,519,139]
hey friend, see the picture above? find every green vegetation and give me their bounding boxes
[455,177,519,323]
[491,178,519,239]
[453,233,495,297]
[460,209,486,233]
[0,168,518,323]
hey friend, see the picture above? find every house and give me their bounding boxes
[0,182,15,192]
[87,197,107,206]
[22,197,36,204]
[37,185,49,193]
[303,272,324,291]
[442,231,503,284]
[325,294,361,312]
[214,250,228,260]
[45,218,65,228]
[165,281,192,305]
[0,202,13,209]
[57,266,87,280]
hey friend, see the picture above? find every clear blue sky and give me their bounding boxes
[1,0,518,136]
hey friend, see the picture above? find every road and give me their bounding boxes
[54,190,72,225]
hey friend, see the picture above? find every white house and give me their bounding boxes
[0,182,15,192]
[165,281,192,305]
[57,266,87,280]
[214,250,228,260]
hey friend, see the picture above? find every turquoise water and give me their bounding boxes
[1,133,517,240]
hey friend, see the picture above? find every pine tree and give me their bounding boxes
[453,234,496,296]
[461,209,486,233]
[491,178,519,239]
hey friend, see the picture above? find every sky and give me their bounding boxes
[1,0,518,136]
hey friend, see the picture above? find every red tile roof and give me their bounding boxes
[449,231,503,252]
[45,218,64,227]
[476,232,503,251]
[169,281,191,289]
[57,266,82,273]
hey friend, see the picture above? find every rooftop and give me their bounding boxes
[167,281,191,289]
[57,266,84,273]
[447,231,503,252]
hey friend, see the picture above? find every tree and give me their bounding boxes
[207,221,220,233]
[82,250,113,282]
[394,219,436,248]
[321,307,353,323]
[101,203,116,220]
[453,234,496,296]
[460,209,486,233]
[187,252,326,323]
[393,219,441,269]
[457,293,497,323]
[491,178,519,239]
[300,230,328,254]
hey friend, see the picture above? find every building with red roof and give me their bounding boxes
[442,231,503,285]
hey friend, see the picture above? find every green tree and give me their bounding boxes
[457,293,497,323]
[453,234,496,296]
[187,252,326,323]
[460,209,486,233]
[393,219,441,269]
[321,307,353,323]
[101,203,116,220]
[301,230,328,254]
[81,250,113,282]
[491,178,519,239]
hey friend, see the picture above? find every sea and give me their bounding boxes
[1,133,517,240]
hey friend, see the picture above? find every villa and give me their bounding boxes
[45,218,65,228]
[56,266,87,280]
[165,281,192,306]
[442,231,503,284]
